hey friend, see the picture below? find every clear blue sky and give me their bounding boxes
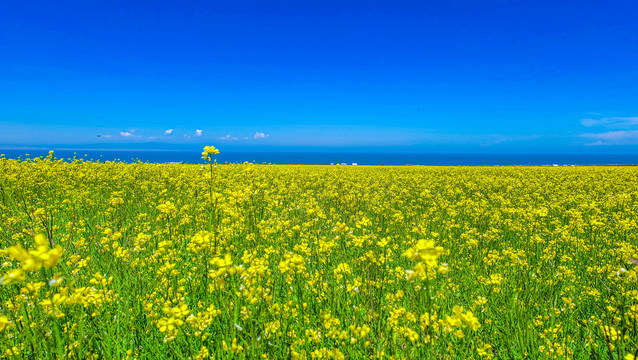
[1,0,637,153]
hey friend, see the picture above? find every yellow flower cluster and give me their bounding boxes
[278,252,305,275]
[0,234,63,285]
[209,253,236,277]
[402,239,448,280]
[441,305,481,335]
[156,200,177,215]
[201,145,220,161]
[157,303,191,342]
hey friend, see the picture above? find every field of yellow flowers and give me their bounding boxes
[1,150,638,359]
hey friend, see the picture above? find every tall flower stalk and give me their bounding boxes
[202,146,220,231]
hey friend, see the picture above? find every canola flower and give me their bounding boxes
[0,150,637,358]
[201,145,220,161]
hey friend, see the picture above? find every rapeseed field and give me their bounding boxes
[1,149,637,359]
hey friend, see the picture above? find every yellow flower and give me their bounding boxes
[601,326,619,341]
[172,303,189,318]
[402,239,445,267]
[0,315,10,331]
[158,318,177,333]
[156,201,177,214]
[34,233,48,247]
[202,145,220,160]
[0,269,26,285]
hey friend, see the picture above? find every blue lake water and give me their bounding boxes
[2,149,638,166]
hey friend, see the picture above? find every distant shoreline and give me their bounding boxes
[2,149,638,167]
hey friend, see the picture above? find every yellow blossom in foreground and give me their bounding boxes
[0,315,10,331]
[0,269,25,285]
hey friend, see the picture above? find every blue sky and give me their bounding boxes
[1,0,637,153]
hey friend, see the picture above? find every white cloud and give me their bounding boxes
[102,135,112,138]
[120,131,133,137]
[254,132,269,139]
[580,130,638,145]
[165,129,174,135]
[220,134,239,141]
[194,129,203,136]
[581,117,638,128]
